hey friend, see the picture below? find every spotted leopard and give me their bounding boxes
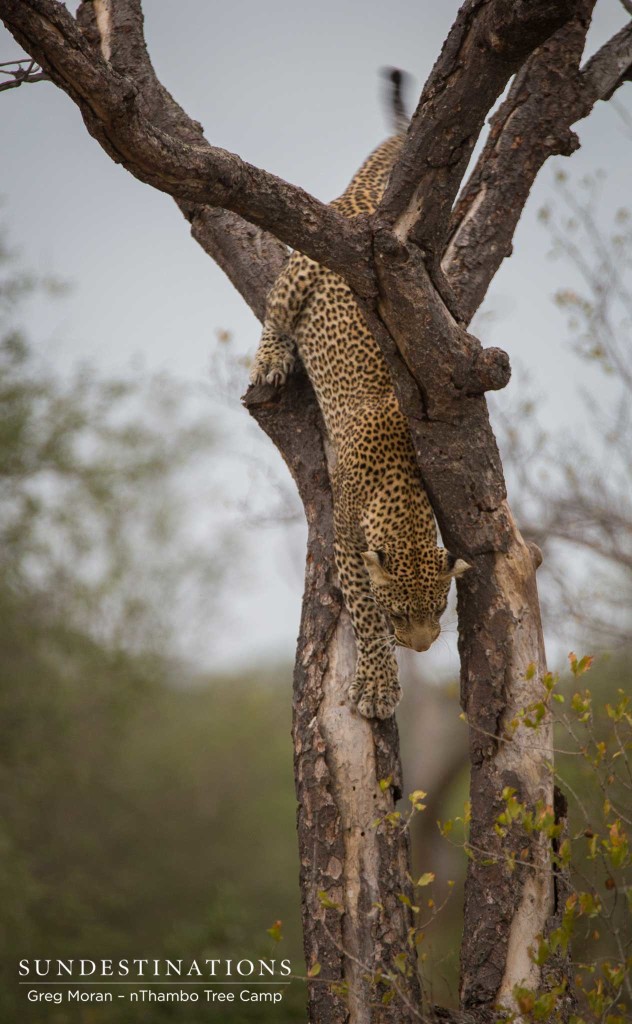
[250,73,470,718]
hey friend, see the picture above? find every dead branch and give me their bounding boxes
[375,0,578,287]
[444,9,632,322]
[0,56,47,91]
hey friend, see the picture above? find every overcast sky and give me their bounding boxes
[1,1,630,677]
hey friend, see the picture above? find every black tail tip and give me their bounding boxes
[380,67,411,133]
[380,67,404,92]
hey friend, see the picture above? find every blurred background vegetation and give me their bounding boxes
[0,168,630,1023]
[0,229,305,1022]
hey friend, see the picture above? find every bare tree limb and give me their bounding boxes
[366,228,562,1013]
[0,0,374,295]
[74,0,287,319]
[581,18,632,98]
[375,0,578,289]
[0,56,47,91]
[443,8,632,323]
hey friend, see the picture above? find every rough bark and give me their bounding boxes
[2,0,631,1020]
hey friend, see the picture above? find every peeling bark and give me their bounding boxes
[458,523,553,1012]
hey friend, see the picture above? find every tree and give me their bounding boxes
[1,2,631,1022]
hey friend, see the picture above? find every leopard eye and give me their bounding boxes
[390,611,408,625]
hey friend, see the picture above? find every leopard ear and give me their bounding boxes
[438,550,472,580]
[446,552,471,578]
[363,550,391,585]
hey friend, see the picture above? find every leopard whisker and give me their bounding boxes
[368,634,397,653]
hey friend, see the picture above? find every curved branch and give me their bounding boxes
[74,0,287,319]
[0,0,374,295]
[375,0,578,280]
[443,9,632,323]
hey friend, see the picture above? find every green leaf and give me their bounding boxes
[408,788,427,810]
[318,890,343,912]
[266,919,283,942]
[416,872,435,887]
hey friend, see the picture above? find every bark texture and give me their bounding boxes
[2,0,631,1021]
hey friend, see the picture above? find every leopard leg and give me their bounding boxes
[249,325,296,387]
[334,540,401,720]
[250,252,321,387]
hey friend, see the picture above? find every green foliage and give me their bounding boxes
[0,586,304,1022]
[383,656,632,1020]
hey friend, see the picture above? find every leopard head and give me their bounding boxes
[362,548,471,652]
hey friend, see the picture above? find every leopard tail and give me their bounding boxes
[383,67,411,136]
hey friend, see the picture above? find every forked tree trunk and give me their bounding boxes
[3,1,631,1022]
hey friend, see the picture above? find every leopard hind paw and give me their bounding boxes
[249,330,296,387]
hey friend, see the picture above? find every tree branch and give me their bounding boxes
[74,0,287,320]
[0,56,47,91]
[443,7,632,323]
[0,0,374,295]
[375,0,578,285]
[581,17,632,99]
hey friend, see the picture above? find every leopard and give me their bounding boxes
[250,71,470,719]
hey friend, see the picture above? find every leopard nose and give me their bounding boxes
[412,638,430,652]
[410,625,434,652]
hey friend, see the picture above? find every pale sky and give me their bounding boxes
[1,1,630,675]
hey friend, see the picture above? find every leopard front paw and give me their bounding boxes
[348,648,401,720]
[357,680,402,720]
[249,342,296,388]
